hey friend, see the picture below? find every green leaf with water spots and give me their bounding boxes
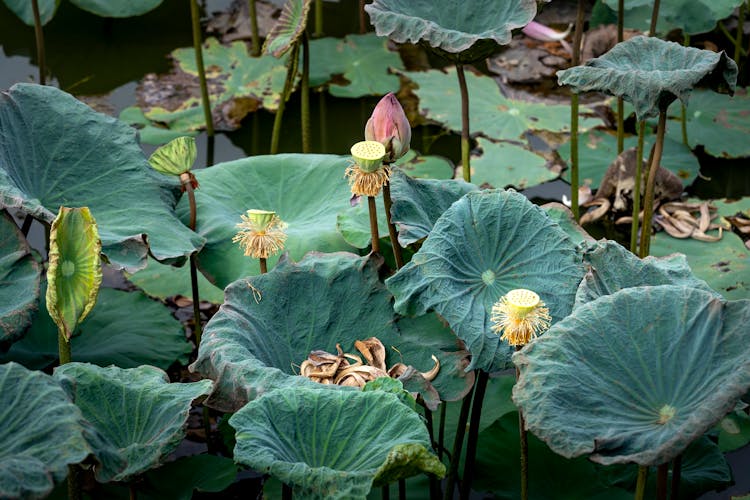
[472,137,554,189]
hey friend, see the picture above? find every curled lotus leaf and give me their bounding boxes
[149,136,197,176]
[230,387,445,499]
[513,285,750,466]
[0,83,204,272]
[386,189,585,372]
[68,0,162,17]
[263,0,311,57]
[0,210,40,347]
[365,0,537,62]
[0,362,92,499]
[54,363,212,482]
[557,36,737,120]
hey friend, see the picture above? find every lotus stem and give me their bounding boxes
[301,32,311,153]
[515,346,529,500]
[459,370,489,500]
[438,402,446,460]
[190,0,215,137]
[368,195,380,253]
[649,0,661,35]
[58,331,71,365]
[669,454,682,500]
[456,64,471,183]
[634,465,648,500]
[359,0,367,34]
[735,2,746,63]
[443,388,473,500]
[681,35,690,146]
[259,257,268,274]
[31,0,46,85]
[382,485,389,499]
[629,121,646,254]
[20,215,33,237]
[184,181,202,346]
[398,479,406,500]
[639,111,667,257]
[382,182,404,268]
[423,406,441,498]
[206,135,215,167]
[656,462,669,500]
[319,92,328,151]
[616,0,624,154]
[568,0,585,222]
[314,0,324,37]
[270,43,300,154]
[282,483,292,500]
[249,0,260,57]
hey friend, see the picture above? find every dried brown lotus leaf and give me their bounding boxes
[421,355,441,382]
[388,363,407,378]
[354,337,387,370]
[343,353,363,366]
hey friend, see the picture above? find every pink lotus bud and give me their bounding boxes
[522,21,571,42]
[364,93,411,163]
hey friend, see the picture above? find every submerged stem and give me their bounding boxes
[634,465,648,500]
[249,0,260,57]
[301,33,311,153]
[656,463,669,500]
[629,121,646,254]
[31,0,46,85]
[368,195,380,254]
[382,182,404,268]
[460,370,489,500]
[444,387,473,500]
[639,111,667,257]
[456,63,471,183]
[190,0,215,137]
[569,0,585,221]
[270,43,300,154]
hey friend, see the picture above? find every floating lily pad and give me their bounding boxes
[119,106,198,146]
[406,68,602,142]
[309,34,404,98]
[1,285,192,370]
[394,150,454,179]
[1,0,59,25]
[126,257,225,304]
[602,0,745,35]
[69,0,162,17]
[558,36,737,120]
[472,138,555,189]
[141,39,289,132]
[386,189,585,372]
[230,387,445,499]
[514,285,750,465]
[263,0,311,57]
[0,83,203,272]
[558,129,701,189]
[0,211,40,347]
[179,154,359,288]
[365,0,537,62]
[54,363,212,482]
[541,202,594,246]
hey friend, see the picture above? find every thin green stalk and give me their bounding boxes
[656,463,669,500]
[368,196,380,253]
[616,0,624,154]
[382,182,404,268]
[270,43,300,154]
[680,34,690,146]
[736,2,746,63]
[183,177,202,346]
[514,349,529,500]
[59,332,80,499]
[58,331,72,365]
[259,257,268,274]
[249,0,260,57]
[423,406,441,498]
[314,0,324,37]
[438,402,446,460]
[629,121,646,254]
[319,92,328,152]
[31,0,46,85]
[456,64,471,183]
[301,32,311,153]
[190,0,215,137]
[359,0,366,34]
[669,455,682,500]
[459,370,489,500]
[569,0,586,221]
[639,111,667,257]
[634,466,648,500]
[443,388,474,500]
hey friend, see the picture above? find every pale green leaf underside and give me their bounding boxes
[263,0,311,57]
[149,136,197,176]
[69,0,163,17]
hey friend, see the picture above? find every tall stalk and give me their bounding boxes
[270,43,300,154]
[638,111,667,257]
[456,64,471,183]
[634,466,648,500]
[459,370,489,500]
[656,463,669,500]
[58,330,80,498]
[569,0,586,221]
[31,0,46,85]
[680,35,690,145]
[382,182,404,268]
[259,257,268,274]
[182,175,202,346]
[301,33,311,153]
[669,455,682,500]
[368,196,380,253]
[359,0,367,34]
[190,0,215,138]
[736,2,746,63]
[443,389,474,500]
[616,0,624,154]
[629,121,646,254]
[314,0,324,37]
[249,0,260,56]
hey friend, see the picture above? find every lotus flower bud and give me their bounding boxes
[364,93,411,163]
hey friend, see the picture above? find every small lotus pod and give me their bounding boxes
[232,209,288,259]
[351,140,386,173]
[364,93,412,163]
[148,136,198,190]
[490,288,551,347]
[346,141,390,197]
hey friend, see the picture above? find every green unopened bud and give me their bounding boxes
[149,136,197,176]
[350,141,386,173]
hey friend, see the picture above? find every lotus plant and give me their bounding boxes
[233,209,288,273]
[347,140,388,253]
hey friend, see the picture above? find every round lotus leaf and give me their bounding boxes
[0,211,40,347]
[394,150,454,180]
[540,202,594,246]
[558,36,737,120]
[513,285,750,466]
[386,189,585,372]
[471,137,555,189]
[365,0,537,62]
[179,154,360,288]
[68,0,162,17]
[230,387,445,499]
[126,256,225,305]
[602,0,745,36]
[54,363,212,482]
[263,0,311,58]
[0,83,204,272]
[1,0,59,25]
[0,362,92,499]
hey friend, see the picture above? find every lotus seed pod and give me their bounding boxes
[491,288,551,346]
[350,141,386,173]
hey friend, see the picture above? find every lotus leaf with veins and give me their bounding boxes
[513,285,750,466]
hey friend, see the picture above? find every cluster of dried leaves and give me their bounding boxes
[299,337,439,388]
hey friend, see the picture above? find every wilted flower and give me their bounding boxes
[233,209,288,259]
[364,93,411,163]
[345,140,390,197]
[491,289,551,346]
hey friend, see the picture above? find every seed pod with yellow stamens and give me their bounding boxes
[232,209,288,259]
[491,289,551,347]
[345,140,390,197]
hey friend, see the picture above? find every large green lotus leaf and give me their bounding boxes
[230,387,445,499]
[558,36,737,121]
[664,88,750,158]
[388,169,478,246]
[178,154,358,288]
[365,0,536,61]
[474,412,632,500]
[68,0,162,17]
[513,285,750,466]
[263,0,311,57]
[602,0,745,35]
[407,68,603,142]
[558,129,700,189]
[191,253,403,411]
[119,107,198,147]
[394,150,454,180]
[0,362,92,499]
[54,363,212,482]
[1,286,192,370]
[472,137,555,189]
[143,39,289,132]
[1,0,59,25]
[0,83,203,272]
[0,211,40,347]
[576,240,715,307]
[386,189,585,372]
[126,256,225,305]
[46,207,102,340]
[650,231,749,300]
[309,34,404,98]
[336,195,389,249]
[541,202,594,246]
